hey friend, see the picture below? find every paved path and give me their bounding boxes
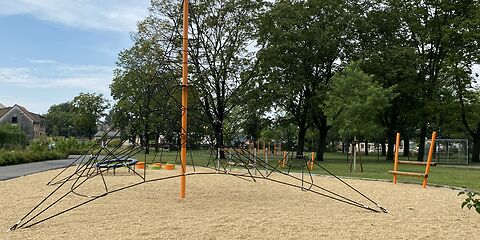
[0,156,80,181]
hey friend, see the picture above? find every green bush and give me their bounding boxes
[54,137,95,155]
[459,190,480,214]
[0,124,27,149]
[0,136,94,166]
[106,138,123,148]
[29,137,52,152]
[0,149,68,166]
[28,137,95,155]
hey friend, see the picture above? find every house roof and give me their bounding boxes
[0,104,44,123]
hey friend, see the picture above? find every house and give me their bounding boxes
[0,104,46,140]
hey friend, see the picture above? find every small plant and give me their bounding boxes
[458,190,480,214]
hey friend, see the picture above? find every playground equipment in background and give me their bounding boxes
[95,158,138,169]
[164,164,175,170]
[135,161,145,169]
[308,152,315,170]
[151,163,162,170]
[432,138,469,165]
[389,132,437,188]
[348,138,363,173]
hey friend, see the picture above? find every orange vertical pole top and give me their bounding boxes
[422,131,437,188]
[393,133,400,184]
[180,0,189,199]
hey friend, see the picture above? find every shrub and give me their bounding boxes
[0,149,68,166]
[106,138,123,148]
[0,124,27,149]
[459,190,480,214]
[29,137,52,152]
[0,136,93,166]
[54,137,95,155]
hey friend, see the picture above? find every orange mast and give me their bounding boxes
[180,0,189,199]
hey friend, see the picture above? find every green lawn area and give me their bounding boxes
[132,150,480,192]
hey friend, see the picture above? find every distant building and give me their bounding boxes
[0,104,46,140]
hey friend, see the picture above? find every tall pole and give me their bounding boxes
[180,0,189,199]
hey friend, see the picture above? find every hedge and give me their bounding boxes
[0,149,68,166]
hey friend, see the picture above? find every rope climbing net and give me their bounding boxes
[9,0,387,231]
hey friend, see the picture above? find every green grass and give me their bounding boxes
[132,150,480,192]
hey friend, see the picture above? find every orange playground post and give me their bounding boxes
[310,152,315,170]
[389,132,437,188]
[180,0,189,199]
[393,133,400,184]
[422,132,437,188]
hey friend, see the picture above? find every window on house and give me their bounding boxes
[12,116,17,124]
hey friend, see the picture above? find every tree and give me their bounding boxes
[111,18,180,153]
[143,0,266,157]
[257,0,353,159]
[72,93,110,139]
[388,0,480,161]
[45,102,75,137]
[356,1,420,160]
[455,74,480,162]
[185,0,266,158]
[325,62,396,143]
[0,124,26,149]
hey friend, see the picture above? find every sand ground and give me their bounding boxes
[0,166,478,240]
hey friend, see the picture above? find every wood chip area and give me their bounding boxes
[0,166,478,239]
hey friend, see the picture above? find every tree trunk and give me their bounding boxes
[472,133,480,163]
[386,133,394,161]
[403,135,409,157]
[417,123,427,161]
[213,121,225,159]
[314,114,329,161]
[381,142,386,156]
[364,140,369,155]
[144,126,150,154]
[315,128,327,161]
[155,127,160,153]
[296,122,307,158]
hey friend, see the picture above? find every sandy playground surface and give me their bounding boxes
[0,166,478,240]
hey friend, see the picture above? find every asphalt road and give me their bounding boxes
[0,156,80,181]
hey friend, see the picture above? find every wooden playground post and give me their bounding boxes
[180,0,189,199]
[257,140,259,154]
[422,131,437,188]
[254,147,257,175]
[389,131,437,188]
[393,133,400,184]
[310,151,315,170]
[268,141,271,157]
[273,143,276,157]
[265,147,268,175]
[353,137,357,172]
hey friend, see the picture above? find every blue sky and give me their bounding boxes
[0,0,150,114]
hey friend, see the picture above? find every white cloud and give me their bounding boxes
[0,62,114,94]
[0,0,149,32]
[28,59,59,64]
